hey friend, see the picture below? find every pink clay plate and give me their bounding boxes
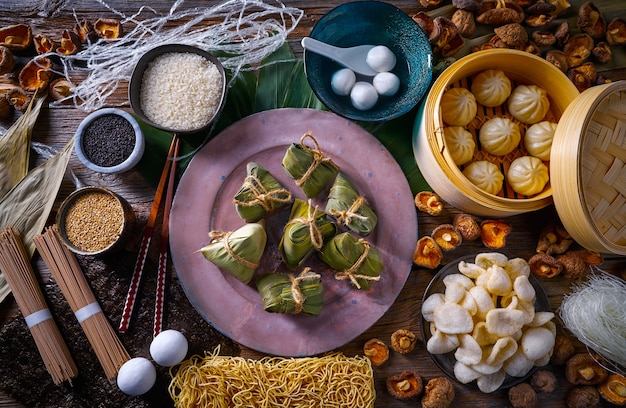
[169,108,417,356]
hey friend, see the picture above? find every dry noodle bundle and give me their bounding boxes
[0,227,77,385]
[33,226,130,380]
[169,347,376,408]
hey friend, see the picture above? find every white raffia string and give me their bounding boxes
[48,0,303,112]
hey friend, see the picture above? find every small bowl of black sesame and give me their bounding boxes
[74,108,145,174]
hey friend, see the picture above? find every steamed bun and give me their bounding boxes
[479,117,521,156]
[507,85,550,124]
[507,156,549,196]
[441,87,477,127]
[471,69,512,107]
[524,121,557,161]
[463,161,504,195]
[444,126,476,166]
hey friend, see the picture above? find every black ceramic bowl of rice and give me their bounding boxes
[128,43,227,135]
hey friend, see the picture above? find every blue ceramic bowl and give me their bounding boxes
[304,1,433,122]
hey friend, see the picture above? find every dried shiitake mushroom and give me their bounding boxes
[0,45,15,75]
[577,1,606,40]
[528,253,563,278]
[33,34,56,55]
[56,29,81,55]
[19,57,53,92]
[430,16,465,57]
[550,334,576,365]
[532,31,556,47]
[555,21,572,47]
[363,338,389,366]
[453,213,481,241]
[387,370,423,399]
[412,11,435,37]
[567,386,601,408]
[494,23,528,47]
[453,0,482,12]
[530,369,558,393]
[546,49,569,73]
[480,219,511,249]
[564,33,594,68]
[421,377,455,408]
[415,191,444,216]
[565,353,609,385]
[508,382,537,408]
[476,0,525,26]
[557,249,602,279]
[526,14,555,27]
[431,224,463,251]
[390,329,417,354]
[526,0,557,16]
[0,24,32,51]
[413,236,443,269]
[6,88,31,112]
[419,0,445,8]
[94,18,123,40]
[536,220,573,255]
[568,62,597,92]
[606,18,626,46]
[452,9,476,37]
[598,374,626,406]
[592,41,612,64]
[49,78,74,101]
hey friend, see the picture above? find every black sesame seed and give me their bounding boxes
[82,114,136,167]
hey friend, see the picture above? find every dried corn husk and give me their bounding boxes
[0,94,46,200]
[326,173,377,236]
[233,162,293,222]
[279,199,337,269]
[0,137,74,302]
[256,267,323,316]
[319,233,384,290]
[282,132,339,198]
[199,222,267,284]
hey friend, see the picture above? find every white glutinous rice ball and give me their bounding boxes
[366,45,397,72]
[373,72,400,96]
[331,68,356,96]
[117,357,157,396]
[350,81,379,110]
[150,329,189,367]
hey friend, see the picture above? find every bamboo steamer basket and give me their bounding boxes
[413,49,580,217]
[551,81,626,255]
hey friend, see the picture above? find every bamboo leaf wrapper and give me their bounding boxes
[326,173,377,236]
[256,268,323,315]
[233,162,293,222]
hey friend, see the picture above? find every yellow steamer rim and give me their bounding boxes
[551,81,626,255]
[414,49,580,217]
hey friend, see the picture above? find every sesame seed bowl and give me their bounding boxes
[128,43,227,135]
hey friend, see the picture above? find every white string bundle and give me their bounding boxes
[559,270,626,372]
[50,0,303,112]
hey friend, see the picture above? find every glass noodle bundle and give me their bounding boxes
[282,132,339,198]
[319,233,384,290]
[326,173,377,236]
[0,227,77,385]
[233,162,293,222]
[168,346,376,408]
[256,267,323,316]
[279,199,337,269]
[199,222,267,284]
[33,226,130,380]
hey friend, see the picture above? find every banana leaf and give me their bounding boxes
[319,232,384,291]
[233,162,293,222]
[199,221,267,284]
[282,132,339,198]
[255,268,323,316]
[326,173,377,236]
[279,199,337,269]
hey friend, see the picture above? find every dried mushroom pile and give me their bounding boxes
[413,0,625,92]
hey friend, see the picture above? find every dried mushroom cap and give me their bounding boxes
[56,29,81,55]
[0,45,15,75]
[419,0,445,8]
[564,33,594,68]
[550,334,576,365]
[548,0,572,16]
[415,191,444,216]
[33,34,56,55]
[413,11,435,37]
[546,49,569,73]
[568,62,597,92]
[536,220,573,255]
[451,9,476,38]
[49,78,74,101]
[528,253,563,278]
[525,14,555,27]
[557,249,602,279]
[577,1,606,40]
[452,0,482,12]
[6,88,31,112]
[363,338,389,366]
[526,0,557,15]
[421,376,455,408]
[598,374,626,406]
[19,57,53,92]
[0,24,32,51]
[75,20,97,43]
[431,224,463,251]
[530,369,558,393]
[607,18,626,46]
[508,382,537,408]
[430,17,465,57]
[480,219,511,249]
[555,21,571,47]
[413,236,443,269]
[386,370,424,399]
[453,213,480,241]
[532,31,556,47]
[95,18,123,40]
[494,23,528,47]
[592,42,612,65]
[390,329,417,354]
[476,0,525,25]
[567,386,601,408]
[565,353,609,385]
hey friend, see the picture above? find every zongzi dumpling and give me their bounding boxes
[199,222,267,284]
[282,132,339,198]
[233,162,293,222]
[256,268,323,316]
[326,173,377,236]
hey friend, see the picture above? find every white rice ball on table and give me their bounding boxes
[350,81,378,110]
[117,357,157,396]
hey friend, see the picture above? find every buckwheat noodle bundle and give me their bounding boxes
[0,227,77,385]
[33,225,130,380]
[169,346,376,408]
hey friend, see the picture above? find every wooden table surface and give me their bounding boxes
[0,0,625,407]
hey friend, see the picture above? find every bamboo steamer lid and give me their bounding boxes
[551,81,626,255]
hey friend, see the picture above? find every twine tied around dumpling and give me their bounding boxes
[295,132,338,188]
[289,267,321,314]
[329,196,369,226]
[288,199,324,250]
[233,174,292,212]
[208,230,259,269]
[334,239,380,289]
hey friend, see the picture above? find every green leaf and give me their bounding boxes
[214,69,258,134]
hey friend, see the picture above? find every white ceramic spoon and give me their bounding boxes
[301,37,377,76]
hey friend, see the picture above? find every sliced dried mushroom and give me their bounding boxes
[548,0,572,16]
[577,1,606,40]
[18,57,53,92]
[508,382,537,408]
[431,224,463,251]
[494,23,528,47]
[0,24,32,51]
[451,9,476,38]
[546,50,569,73]
[415,191,444,216]
[453,213,480,241]
[363,338,389,366]
[56,29,81,55]
[598,374,626,406]
[480,219,511,249]
[528,253,563,278]
[49,78,74,101]
[550,334,576,365]
[592,42,612,64]
[476,0,525,26]
[0,45,15,75]
[430,17,465,57]
[33,34,56,55]
[6,88,31,112]
[390,329,417,354]
[412,12,435,38]
[563,33,594,68]
[387,370,423,399]
[94,18,123,40]
[555,21,571,47]
[606,18,626,46]
[567,386,601,408]
[413,236,443,269]
[524,41,542,56]
[75,19,97,43]
[536,220,573,255]
[568,62,597,92]
[565,353,609,385]
[530,369,558,393]
[526,14,555,27]
[421,377,455,408]
[532,31,556,47]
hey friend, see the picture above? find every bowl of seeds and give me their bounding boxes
[56,186,136,256]
[74,108,145,174]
